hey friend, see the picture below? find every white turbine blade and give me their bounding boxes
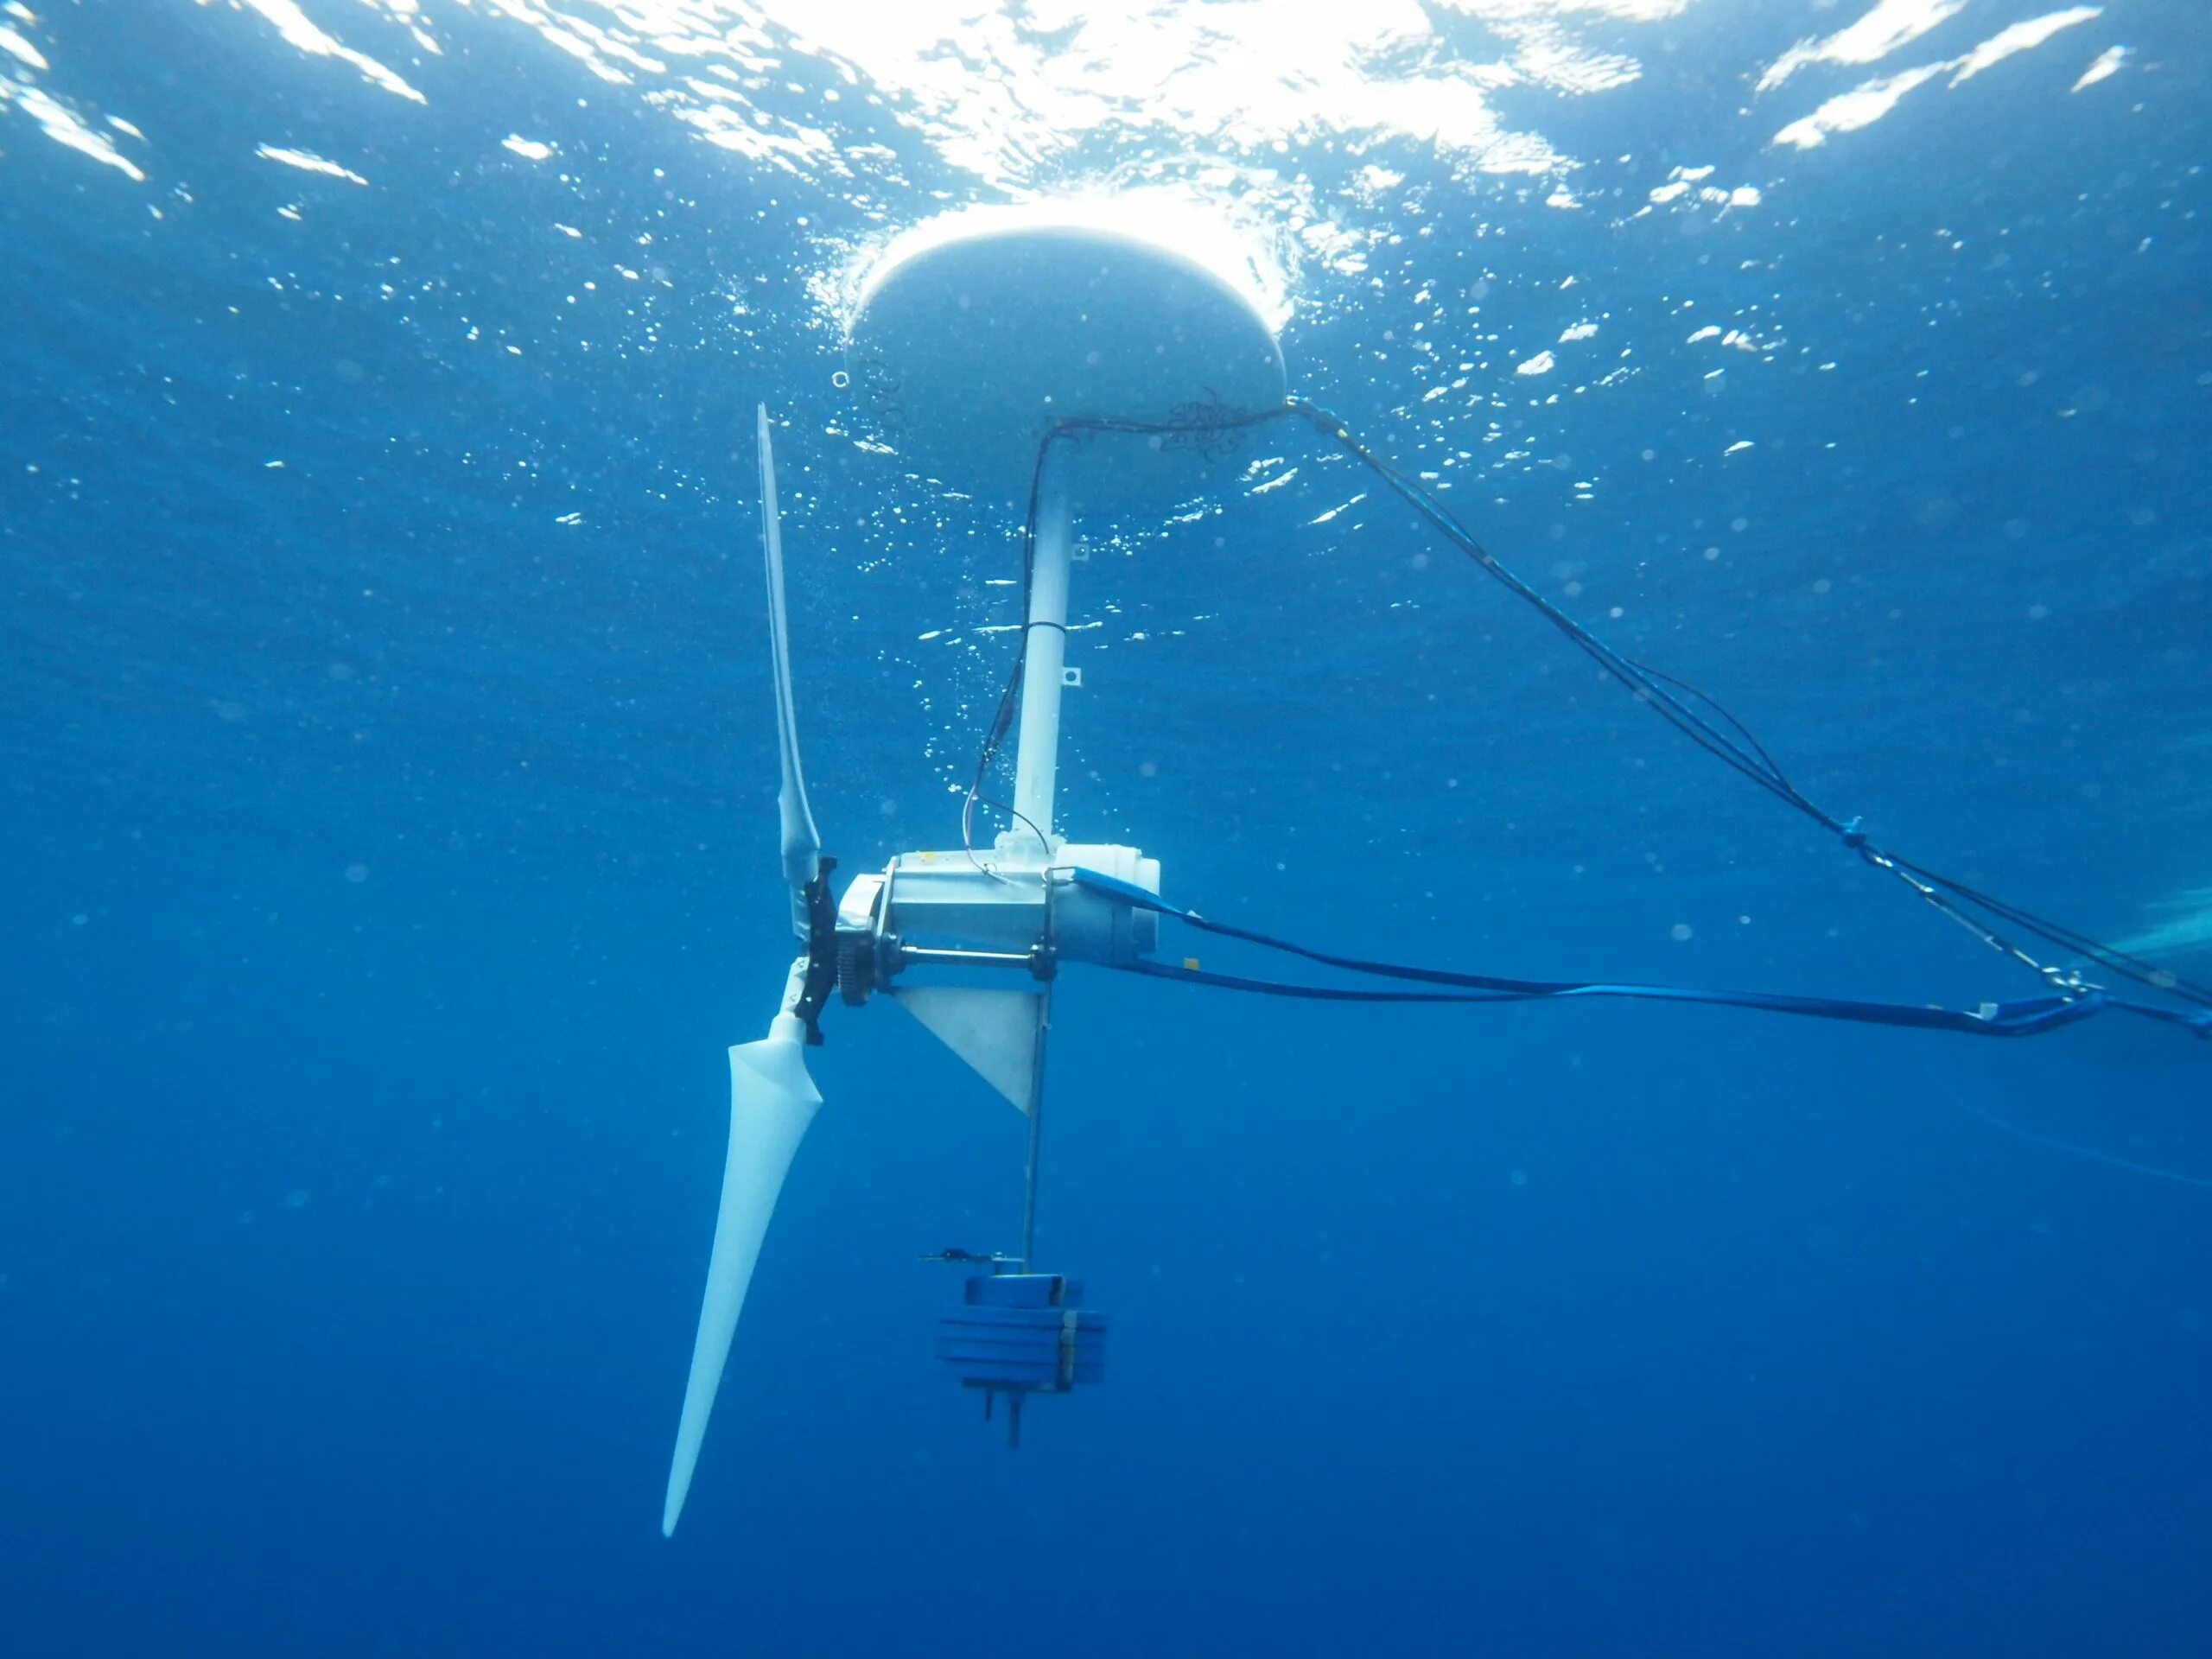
[661,1004,823,1537]
[889,986,1045,1114]
[759,404,821,935]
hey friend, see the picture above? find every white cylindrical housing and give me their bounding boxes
[1011,444,1075,844]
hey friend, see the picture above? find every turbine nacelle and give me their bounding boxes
[835,842,1160,1116]
[836,842,1163,1003]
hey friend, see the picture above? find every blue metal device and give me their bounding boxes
[932,1256,1106,1447]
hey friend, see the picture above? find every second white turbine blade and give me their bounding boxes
[661,1002,823,1537]
[759,404,821,936]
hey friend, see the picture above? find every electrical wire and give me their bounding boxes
[961,398,2211,1020]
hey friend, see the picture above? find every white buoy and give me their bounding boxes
[844,205,1287,510]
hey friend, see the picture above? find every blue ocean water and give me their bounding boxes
[4,2,2209,1654]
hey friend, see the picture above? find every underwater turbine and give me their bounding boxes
[661,211,1286,1535]
[659,205,2212,1538]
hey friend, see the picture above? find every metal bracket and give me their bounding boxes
[920,1249,1020,1268]
[791,855,840,1043]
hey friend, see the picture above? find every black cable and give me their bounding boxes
[1064,865,2204,1040]
[1622,658,1796,791]
[962,398,2211,1015]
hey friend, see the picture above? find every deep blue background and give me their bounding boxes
[4,3,2209,1655]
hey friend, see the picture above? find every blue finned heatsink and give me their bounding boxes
[936,1272,1105,1428]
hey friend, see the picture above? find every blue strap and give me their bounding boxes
[2109,1000,2212,1039]
[1071,868,2133,1041]
[1118,958,2103,1039]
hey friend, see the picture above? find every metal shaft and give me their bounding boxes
[1019,988,1052,1272]
[1011,444,1075,846]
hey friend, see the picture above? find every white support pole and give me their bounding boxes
[1011,443,1075,848]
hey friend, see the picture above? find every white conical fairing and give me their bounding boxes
[890,986,1045,1113]
[661,1008,822,1536]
